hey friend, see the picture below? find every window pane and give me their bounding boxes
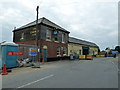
[53,30,58,41]
[46,29,51,40]
[63,47,67,54]
[57,46,61,55]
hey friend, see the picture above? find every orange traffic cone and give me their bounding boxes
[1,64,8,75]
[42,58,44,64]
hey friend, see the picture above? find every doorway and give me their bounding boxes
[43,45,47,62]
[82,46,89,55]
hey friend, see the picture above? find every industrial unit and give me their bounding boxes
[68,37,99,58]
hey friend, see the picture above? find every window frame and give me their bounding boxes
[63,47,67,55]
[46,29,51,40]
[20,32,24,41]
[57,46,61,56]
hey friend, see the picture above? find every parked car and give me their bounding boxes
[107,50,118,57]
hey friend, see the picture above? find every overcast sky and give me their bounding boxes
[0,0,119,50]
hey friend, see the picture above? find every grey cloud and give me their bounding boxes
[0,0,118,50]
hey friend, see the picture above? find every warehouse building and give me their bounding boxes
[13,17,70,61]
[68,37,99,58]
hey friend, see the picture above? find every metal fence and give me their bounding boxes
[17,44,39,67]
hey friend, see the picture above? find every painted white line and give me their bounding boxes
[111,61,118,71]
[17,74,54,88]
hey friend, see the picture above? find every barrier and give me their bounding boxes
[86,55,93,60]
[42,58,44,64]
[79,55,86,59]
[100,55,105,57]
[1,64,8,75]
[96,55,105,57]
[96,55,100,57]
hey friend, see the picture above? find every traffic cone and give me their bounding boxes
[42,58,44,64]
[1,64,8,75]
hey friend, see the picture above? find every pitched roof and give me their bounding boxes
[13,17,69,33]
[69,37,99,47]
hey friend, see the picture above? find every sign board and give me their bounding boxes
[29,48,37,56]
[82,47,89,49]
[8,51,24,56]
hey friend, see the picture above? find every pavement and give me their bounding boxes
[2,57,119,88]
[3,61,67,75]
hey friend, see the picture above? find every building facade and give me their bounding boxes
[13,17,99,61]
[68,37,99,57]
[13,17,70,61]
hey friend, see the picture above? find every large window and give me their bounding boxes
[52,30,58,41]
[57,46,61,56]
[46,29,51,40]
[63,47,67,55]
[62,33,67,43]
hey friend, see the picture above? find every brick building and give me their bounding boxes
[13,17,70,61]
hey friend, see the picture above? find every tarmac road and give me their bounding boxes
[2,57,118,88]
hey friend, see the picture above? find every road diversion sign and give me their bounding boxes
[29,48,37,56]
[8,51,24,56]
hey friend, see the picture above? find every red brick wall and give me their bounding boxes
[40,40,68,58]
[16,40,36,45]
[15,40,68,58]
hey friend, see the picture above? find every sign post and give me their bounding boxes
[29,48,40,68]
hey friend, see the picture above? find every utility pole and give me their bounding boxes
[33,6,40,68]
[36,5,39,54]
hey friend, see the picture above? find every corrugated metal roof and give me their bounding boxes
[69,37,98,47]
[13,17,69,33]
